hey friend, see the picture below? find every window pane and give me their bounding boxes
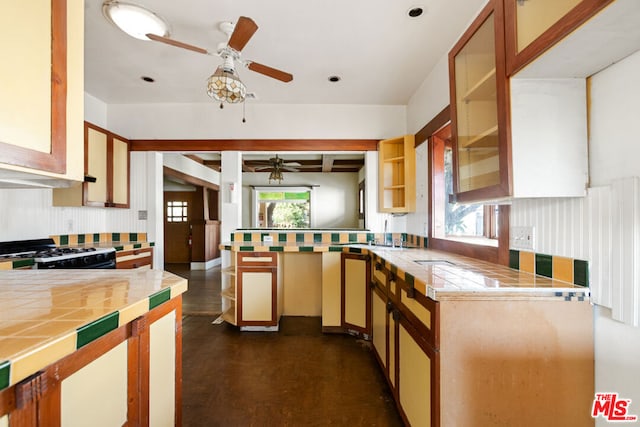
[444,147,484,237]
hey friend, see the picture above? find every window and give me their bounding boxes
[252,187,312,228]
[431,123,498,246]
[166,200,188,222]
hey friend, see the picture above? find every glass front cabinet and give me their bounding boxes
[448,1,511,203]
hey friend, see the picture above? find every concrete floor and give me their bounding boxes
[166,263,403,426]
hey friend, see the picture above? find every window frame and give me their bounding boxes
[251,186,315,229]
[420,107,510,266]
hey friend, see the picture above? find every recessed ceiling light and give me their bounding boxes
[102,1,170,40]
[407,6,424,18]
[141,76,155,82]
[328,76,341,83]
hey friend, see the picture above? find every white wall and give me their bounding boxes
[511,49,640,424]
[241,172,360,229]
[107,103,406,139]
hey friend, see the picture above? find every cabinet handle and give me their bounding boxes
[406,283,415,299]
[386,300,394,313]
[392,309,401,321]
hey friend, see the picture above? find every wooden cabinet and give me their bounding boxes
[378,135,416,213]
[53,122,130,208]
[0,296,183,426]
[449,0,591,203]
[449,1,510,202]
[340,253,371,337]
[504,0,614,75]
[0,0,84,183]
[222,252,282,331]
[116,247,153,270]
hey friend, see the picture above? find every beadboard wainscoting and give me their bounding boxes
[512,177,640,326]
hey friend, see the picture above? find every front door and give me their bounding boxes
[164,191,193,264]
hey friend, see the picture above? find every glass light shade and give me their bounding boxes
[102,1,169,40]
[206,67,247,104]
[269,168,284,183]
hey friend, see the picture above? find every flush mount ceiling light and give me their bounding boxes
[102,1,169,40]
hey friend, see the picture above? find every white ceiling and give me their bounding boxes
[84,0,487,106]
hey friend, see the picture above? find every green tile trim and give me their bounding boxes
[150,242,155,247]
[0,360,9,390]
[296,233,304,243]
[390,265,398,275]
[239,246,255,251]
[405,273,415,287]
[574,259,589,287]
[77,311,119,349]
[77,234,85,244]
[93,233,100,243]
[535,253,553,278]
[133,243,142,249]
[60,235,69,245]
[261,233,270,241]
[269,246,284,252]
[313,233,322,243]
[130,233,138,242]
[509,250,520,270]
[366,233,374,242]
[114,245,124,251]
[13,258,34,269]
[112,233,121,242]
[230,234,235,242]
[328,246,343,252]
[243,233,252,242]
[331,233,339,243]
[348,247,362,254]
[348,233,357,242]
[149,288,171,310]
[276,233,285,242]
[299,246,314,252]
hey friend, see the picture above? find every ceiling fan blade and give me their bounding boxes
[227,16,258,52]
[146,33,209,55]
[247,62,293,82]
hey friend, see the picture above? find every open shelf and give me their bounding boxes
[221,266,236,276]
[221,306,236,325]
[221,287,236,301]
[462,68,496,102]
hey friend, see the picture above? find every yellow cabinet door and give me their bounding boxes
[86,127,108,205]
[112,136,130,206]
[341,253,371,336]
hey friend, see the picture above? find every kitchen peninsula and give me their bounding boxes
[220,230,593,426]
[0,269,187,426]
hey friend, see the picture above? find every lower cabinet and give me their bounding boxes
[341,252,371,337]
[0,296,183,426]
[221,252,282,331]
[116,247,153,269]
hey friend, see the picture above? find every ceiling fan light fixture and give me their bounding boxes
[102,1,169,41]
[207,66,247,104]
[268,168,284,184]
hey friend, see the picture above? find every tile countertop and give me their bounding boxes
[0,269,187,391]
[221,241,589,301]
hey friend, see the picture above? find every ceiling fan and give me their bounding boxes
[146,16,293,106]
[252,156,301,184]
[101,2,293,106]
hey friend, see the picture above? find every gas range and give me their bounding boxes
[0,238,116,269]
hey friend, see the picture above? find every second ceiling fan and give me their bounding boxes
[147,15,293,105]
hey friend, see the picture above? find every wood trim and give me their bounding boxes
[128,318,143,427]
[163,166,220,191]
[174,296,183,427]
[505,0,615,76]
[131,139,379,152]
[237,252,277,267]
[414,106,450,147]
[184,154,205,164]
[0,0,67,174]
[106,134,114,208]
[0,384,16,417]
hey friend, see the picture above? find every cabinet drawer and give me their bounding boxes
[116,248,153,269]
[237,252,277,267]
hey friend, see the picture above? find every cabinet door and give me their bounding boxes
[504,0,614,75]
[449,0,510,203]
[85,127,108,206]
[371,284,388,369]
[238,267,276,325]
[397,315,438,427]
[111,136,130,207]
[341,253,371,336]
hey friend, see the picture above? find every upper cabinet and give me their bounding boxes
[449,1,511,202]
[0,0,84,186]
[378,135,416,213]
[53,122,130,208]
[504,0,614,76]
[448,0,610,203]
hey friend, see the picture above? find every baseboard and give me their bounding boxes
[190,257,221,270]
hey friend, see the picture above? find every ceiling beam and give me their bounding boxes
[130,139,379,152]
[322,155,335,172]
